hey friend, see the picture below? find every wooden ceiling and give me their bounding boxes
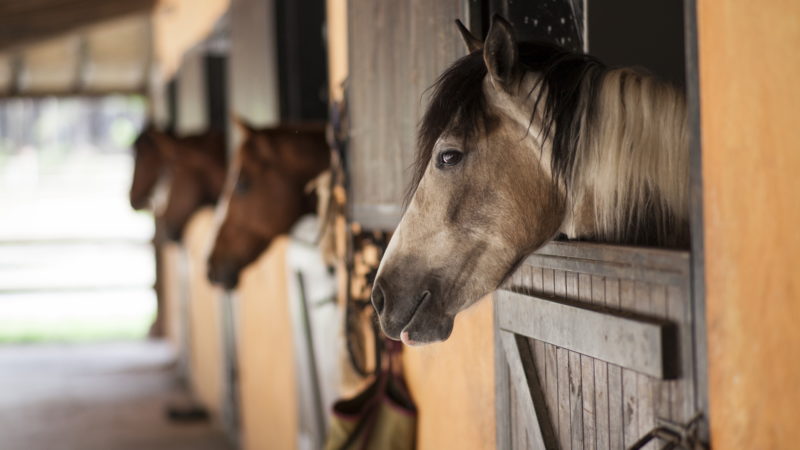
[0,0,229,97]
[0,0,156,52]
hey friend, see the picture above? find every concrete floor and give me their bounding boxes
[0,340,232,450]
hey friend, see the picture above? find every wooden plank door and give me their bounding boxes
[495,242,699,449]
[347,0,470,230]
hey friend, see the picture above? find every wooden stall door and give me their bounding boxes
[348,0,471,229]
[495,243,699,449]
[183,208,226,417]
[236,238,297,450]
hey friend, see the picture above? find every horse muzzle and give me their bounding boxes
[371,276,455,345]
[164,224,185,242]
[207,259,242,291]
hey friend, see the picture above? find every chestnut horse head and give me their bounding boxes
[129,125,165,210]
[153,131,228,241]
[371,16,688,345]
[207,121,329,290]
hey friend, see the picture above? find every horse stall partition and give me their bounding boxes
[495,242,698,449]
[182,208,226,418]
[486,0,707,448]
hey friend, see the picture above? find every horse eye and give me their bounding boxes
[234,177,250,194]
[437,149,463,168]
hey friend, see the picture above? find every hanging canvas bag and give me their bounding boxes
[325,341,417,450]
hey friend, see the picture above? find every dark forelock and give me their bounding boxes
[409,41,606,204]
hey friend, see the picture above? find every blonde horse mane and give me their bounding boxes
[571,68,689,246]
[416,44,689,247]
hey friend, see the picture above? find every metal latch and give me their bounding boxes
[629,413,709,450]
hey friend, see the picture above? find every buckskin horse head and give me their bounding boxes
[371,16,689,345]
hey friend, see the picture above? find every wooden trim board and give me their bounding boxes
[496,291,677,378]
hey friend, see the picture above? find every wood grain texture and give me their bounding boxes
[175,48,208,135]
[591,275,610,450]
[0,0,156,51]
[500,332,548,450]
[499,241,695,449]
[347,0,467,229]
[553,270,570,450]
[578,274,596,450]
[229,0,280,127]
[497,292,671,377]
[698,0,800,447]
[604,278,623,450]
[565,273,583,449]
[619,280,639,448]
[634,281,654,449]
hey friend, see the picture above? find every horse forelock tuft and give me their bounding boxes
[410,42,605,206]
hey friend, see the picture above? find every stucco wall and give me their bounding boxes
[698,0,800,446]
[236,237,298,450]
[403,298,496,450]
[182,208,225,417]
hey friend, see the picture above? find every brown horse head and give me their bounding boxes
[372,17,688,345]
[154,131,228,242]
[207,120,329,290]
[129,125,165,210]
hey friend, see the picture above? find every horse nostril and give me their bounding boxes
[371,282,386,314]
[207,263,218,283]
[208,260,240,291]
[165,225,182,242]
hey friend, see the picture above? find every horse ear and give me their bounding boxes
[232,115,256,136]
[148,130,180,161]
[243,130,277,164]
[483,15,520,90]
[455,19,482,53]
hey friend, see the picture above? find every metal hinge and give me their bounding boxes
[629,413,709,450]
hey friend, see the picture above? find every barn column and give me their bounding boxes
[698,0,800,447]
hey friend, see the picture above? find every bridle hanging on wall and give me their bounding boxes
[324,87,388,378]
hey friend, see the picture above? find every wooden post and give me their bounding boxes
[698,0,800,447]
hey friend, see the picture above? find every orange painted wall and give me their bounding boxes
[403,298,496,450]
[236,237,297,450]
[698,0,800,447]
[161,241,185,352]
[183,208,225,417]
[168,210,297,449]
[325,0,348,102]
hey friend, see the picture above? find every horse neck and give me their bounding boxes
[296,147,329,219]
[281,132,330,177]
[301,188,318,216]
[205,139,228,201]
[565,68,690,246]
[205,163,227,202]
